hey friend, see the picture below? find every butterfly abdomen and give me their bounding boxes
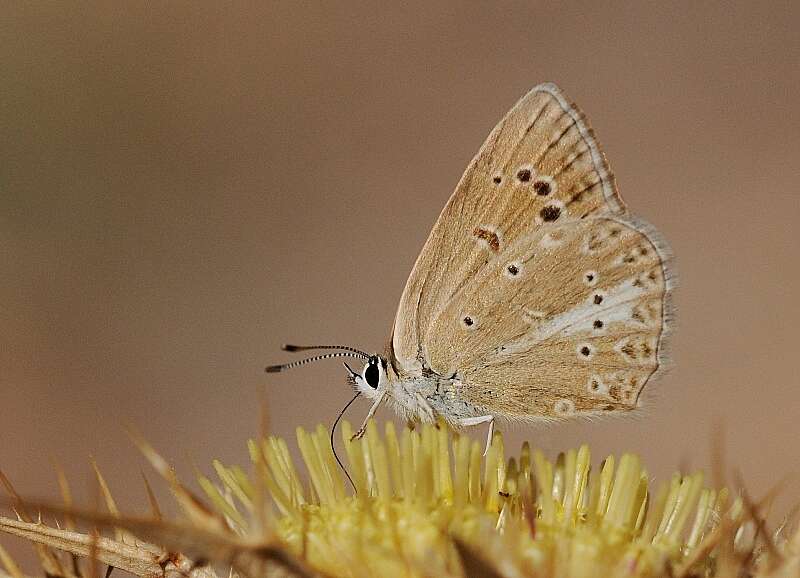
[385,354,489,425]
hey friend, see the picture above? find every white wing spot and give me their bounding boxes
[587,376,609,396]
[554,399,576,416]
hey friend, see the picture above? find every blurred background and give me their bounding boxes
[2,1,799,563]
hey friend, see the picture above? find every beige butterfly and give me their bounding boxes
[268,82,673,449]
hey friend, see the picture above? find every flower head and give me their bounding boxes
[1,419,797,578]
[200,419,767,577]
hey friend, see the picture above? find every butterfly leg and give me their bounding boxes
[351,394,385,441]
[458,415,495,456]
[414,392,436,423]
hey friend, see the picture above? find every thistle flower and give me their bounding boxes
[201,419,793,577]
[0,420,798,578]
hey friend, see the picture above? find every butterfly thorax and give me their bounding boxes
[383,344,487,426]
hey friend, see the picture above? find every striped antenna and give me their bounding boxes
[282,343,370,359]
[265,351,368,373]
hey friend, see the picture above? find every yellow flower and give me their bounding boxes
[1,419,797,578]
[200,419,761,578]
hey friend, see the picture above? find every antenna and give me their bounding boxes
[265,351,367,373]
[282,343,370,359]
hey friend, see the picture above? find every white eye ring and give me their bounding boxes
[363,358,382,389]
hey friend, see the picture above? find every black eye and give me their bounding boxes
[364,363,380,388]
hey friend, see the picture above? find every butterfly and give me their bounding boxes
[267,82,673,451]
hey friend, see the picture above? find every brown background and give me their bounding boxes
[2,1,799,561]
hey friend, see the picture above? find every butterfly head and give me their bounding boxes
[345,355,388,400]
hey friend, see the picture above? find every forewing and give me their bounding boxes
[392,83,625,372]
[424,217,671,419]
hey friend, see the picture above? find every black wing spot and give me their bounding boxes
[533,180,551,196]
[540,205,561,222]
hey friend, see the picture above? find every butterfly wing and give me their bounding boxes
[393,83,628,373]
[422,216,671,419]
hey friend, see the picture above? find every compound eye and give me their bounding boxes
[364,361,380,389]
